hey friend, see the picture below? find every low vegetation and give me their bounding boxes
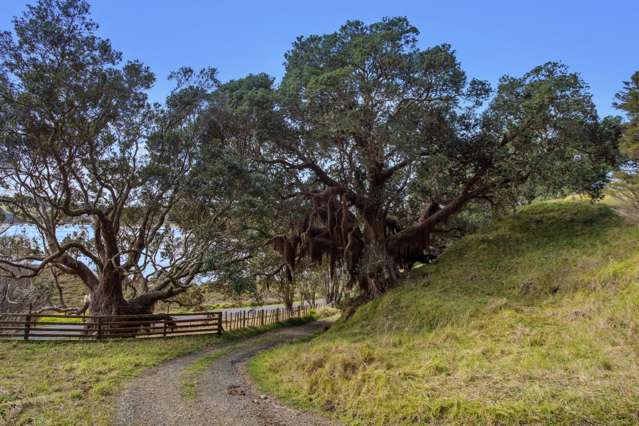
[250,200,639,425]
[0,336,219,425]
[0,314,321,425]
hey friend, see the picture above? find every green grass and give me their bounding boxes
[38,275,88,308]
[36,316,84,324]
[249,200,639,425]
[0,315,319,425]
[0,335,220,425]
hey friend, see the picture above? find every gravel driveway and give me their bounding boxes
[115,320,336,426]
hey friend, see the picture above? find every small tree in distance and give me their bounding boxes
[610,71,639,222]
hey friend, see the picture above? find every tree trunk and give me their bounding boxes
[283,285,294,313]
[359,241,400,297]
[359,207,400,299]
[86,272,173,337]
[89,271,125,315]
[325,263,344,305]
[88,270,157,316]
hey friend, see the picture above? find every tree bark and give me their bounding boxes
[359,205,400,298]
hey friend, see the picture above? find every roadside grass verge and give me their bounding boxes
[250,201,639,425]
[0,314,320,425]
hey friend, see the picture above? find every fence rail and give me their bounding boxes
[221,305,315,331]
[0,303,321,341]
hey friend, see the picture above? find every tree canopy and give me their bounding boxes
[0,0,255,315]
[615,71,639,158]
[234,18,620,301]
[0,3,622,313]
[608,70,639,222]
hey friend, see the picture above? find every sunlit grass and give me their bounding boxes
[35,316,84,324]
[250,200,639,425]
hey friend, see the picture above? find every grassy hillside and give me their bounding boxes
[250,201,639,425]
[41,274,88,308]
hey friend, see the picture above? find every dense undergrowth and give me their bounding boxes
[250,200,639,425]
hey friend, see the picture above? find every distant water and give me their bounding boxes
[2,223,170,274]
[3,222,91,241]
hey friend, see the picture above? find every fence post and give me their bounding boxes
[162,317,167,337]
[23,304,32,341]
[96,317,103,340]
[217,312,223,335]
[275,308,279,323]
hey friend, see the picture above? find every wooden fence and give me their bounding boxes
[221,305,315,331]
[0,303,319,341]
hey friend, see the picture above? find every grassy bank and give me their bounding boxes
[249,201,639,425]
[0,314,321,425]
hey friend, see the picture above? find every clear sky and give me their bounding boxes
[1,0,637,117]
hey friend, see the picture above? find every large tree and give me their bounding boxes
[243,18,619,302]
[196,73,314,310]
[0,0,249,316]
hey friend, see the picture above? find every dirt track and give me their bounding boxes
[115,320,336,426]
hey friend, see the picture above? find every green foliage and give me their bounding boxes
[615,71,639,158]
[219,18,622,299]
[274,18,618,208]
[0,0,154,158]
[217,17,621,301]
[250,200,639,425]
[0,1,262,306]
[609,70,639,223]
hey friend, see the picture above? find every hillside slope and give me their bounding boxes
[250,201,639,425]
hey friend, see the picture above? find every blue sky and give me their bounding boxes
[1,0,637,117]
